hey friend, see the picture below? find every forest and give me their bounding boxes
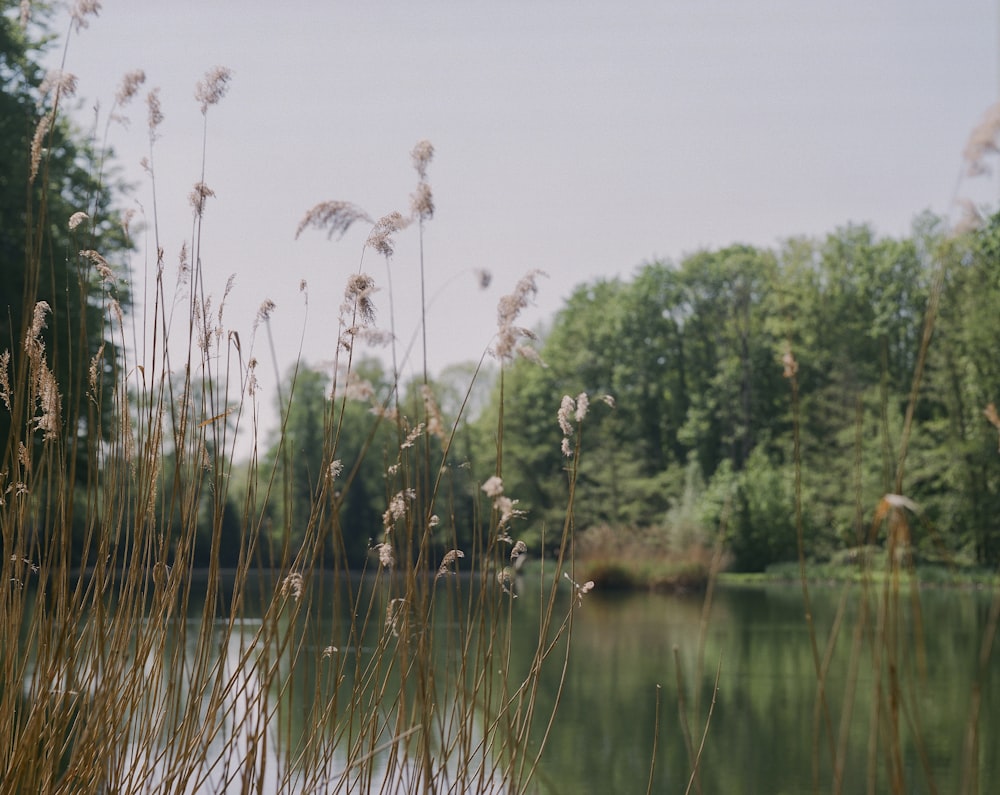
[251,213,1000,573]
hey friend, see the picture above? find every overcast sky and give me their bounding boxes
[44,0,999,427]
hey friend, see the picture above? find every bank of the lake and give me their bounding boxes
[573,545,1000,593]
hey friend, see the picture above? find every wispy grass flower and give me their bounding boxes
[196,66,233,114]
[564,572,596,607]
[341,273,378,329]
[296,201,373,240]
[281,573,304,602]
[189,181,215,217]
[38,70,78,105]
[367,211,409,257]
[963,101,1000,176]
[29,115,50,184]
[146,88,164,137]
[494,269,547,362]
[377,542,395,569]
[115,69,146,106]
[481,476,504,499]
[80,249,114,284]
[436,549,465,579]
[69,0,101,31]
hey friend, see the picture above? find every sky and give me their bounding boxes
[39,0,1000,433]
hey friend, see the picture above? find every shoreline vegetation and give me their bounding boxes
[575,542,1000,593]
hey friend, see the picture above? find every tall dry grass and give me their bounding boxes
[0,18,605,794]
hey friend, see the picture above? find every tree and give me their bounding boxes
[260,359,401,568]
[0,6,129,485]
[1,5,131,565]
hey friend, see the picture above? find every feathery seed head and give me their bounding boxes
[26,301,50,356]
[497,567,517,597]
[963,101,1000,177]
[146,88,164,136]
[281,573,304,602]
[0,351,10,412]
[189,182,216,217]
[35,365,61,441]
[411,139,434,179]
[88,344,105,393]
[494,495,524,528]
[386,597,406,635]
[782,347,798,379]
[421,384,446,439]
[382,488,415,530]
[70,0,100,30]
[493,269,547,362]
[436,549,465,579]
[401,423,425,450]
[337,371,375,402]
[38,70,78,104]
[68,211,89,230]
[410,181,434,220]
[254,299,276,330]
[296,200,373,240]
[120,208,137,238]
[366,212,409,257]
[514,344,546,367]
[342,273,378,328]
[481,476,504,498]
[80,250,114,284]
[564,572,596,607]
[115,69,146,105]
[557,395,575,436]
[29,115,50,184]
[196,66,233,113]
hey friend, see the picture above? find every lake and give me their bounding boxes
[535,581,999,794]
[188,574,1000,793]
[17,572,999,793]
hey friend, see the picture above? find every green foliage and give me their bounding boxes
[0,4,132,569]
[259,359,395,567]
[726,447,798,572]
[477,216,1000,570]
[0,7,130,487]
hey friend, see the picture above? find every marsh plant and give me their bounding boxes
[0,8,604,793]
[5,5,1000,795]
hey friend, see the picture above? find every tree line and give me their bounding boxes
[254,213,1000,572]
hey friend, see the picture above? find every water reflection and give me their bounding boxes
[538,583,999,795]
[18,574,997,794]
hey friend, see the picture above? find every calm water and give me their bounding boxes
[23,574,999,794]
[534,582,999,794]
[235,576,1000,794]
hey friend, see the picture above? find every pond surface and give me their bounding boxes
[21,573,998,794]
[218,576,999,794]
[537,581,999,795]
